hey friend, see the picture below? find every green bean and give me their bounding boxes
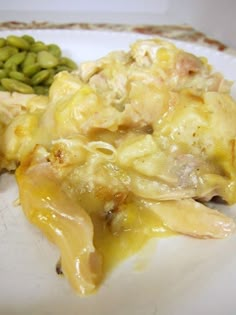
[6,35,30,50]
[37,51,59,68]
[23,63,41,77]
[59,57,77,70]
[30,41,48,53]
[9,71,29,83]
[0,69,7,80]
[0,38,6,48]
[31,69,50,85]
[47,44,61,58]
[1,78,34,94]
[4,51,26,69]
[22,35,35,44]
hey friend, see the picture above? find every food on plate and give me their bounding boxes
[0,34,77,95]
[0,38,236,295]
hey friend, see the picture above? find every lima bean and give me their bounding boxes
[0,69,7,79]
[1,78,34,94]
[7,35,30,50]
[22,52,37,68]
[0,85,6,91]
[48,44,61,58]
[9,64,17,72]
[22,35,35,44]
[0,46,17,62]
[31,69,50,85]
[55,65,72,73]
[59,57,77,70]
[4,52,26,69]
[43,72,55,85]
[0,38,6,48]
[23,63,41,77]
[9,71,29,83]
[30,41,48,53]
[34,85,49,95]
[0,34,78,95]
[37,51,59,68]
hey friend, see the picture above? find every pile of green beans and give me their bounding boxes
[0,34,78,95]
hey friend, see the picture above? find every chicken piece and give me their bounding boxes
[130,38,178,67]
[0,91,35,125]
[16,148,102,295]
[175,52,203,77]
[0,91,49,171]
[0,91,48,126]
[120,82,171,129]
[144,198,235,238]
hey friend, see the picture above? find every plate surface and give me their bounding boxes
[1,29,236,315]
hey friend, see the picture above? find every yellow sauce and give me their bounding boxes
[91,202,174,276]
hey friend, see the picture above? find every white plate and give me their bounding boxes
[1,30,236,315]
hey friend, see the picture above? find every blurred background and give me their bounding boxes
[0,0,235,48]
